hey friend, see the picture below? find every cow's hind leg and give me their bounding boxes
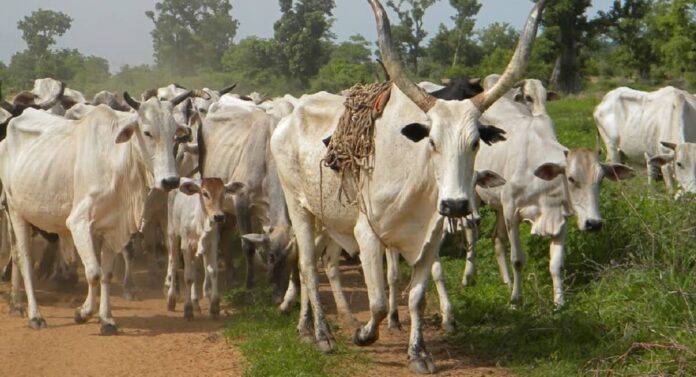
[461,225,477,286]
[122,236,137,301]
[9,253,24,316]
[352,217,387,347]
[98,247,118,335]
[324,241,357,328]
[7,210,45,328]
[386,248,401,332]
[279,260,299,314]
[234,198,256,290]
[506,215,525,307]
[493,212,512,286]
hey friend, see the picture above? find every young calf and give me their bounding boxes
[167,177,243,320]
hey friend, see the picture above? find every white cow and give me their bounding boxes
[167,177,243,320]
[482,74,559,117]
[594,86,696,193]
[270,0,545,373]
[0,90,191,333]
[31,78,87,114]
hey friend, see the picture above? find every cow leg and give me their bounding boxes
[235,200,256,290]
[461,225,477,286]
[386,248,401,332]
[550,226,567,309]
[203,234,220,318]
[190,255,201,314]
[407,243,438,374]
[1,258,11,282]
[7,210,45,328]
[165,233,181,311]
[279,260,300,314]
[181,242,194,321]
[506,215,525,307]
[353,217,386,347]
[323,241,357,328]
[431,256,455,333]
[493,212,512,286]
[121,237,137,301]
[98,248,118,335]
[67,212,101,325]
[10,251,24,316]
[296,274,313,342]
[661,164,676,193]
[288,204,335,353]
[219,219,237,289]
[36,243,57,281]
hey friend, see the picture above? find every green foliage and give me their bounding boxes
[386,0,439,76]
[17,9,72,55]
[426,0,481,72]
[273,0,336,85]
[223,287,367,377]
[310,35,378,93]
[146,0,239,73]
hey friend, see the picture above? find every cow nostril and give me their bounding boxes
[439,199,469,217]
[213,214,225,223]
[585,220,603,231]
[162,177,180,190]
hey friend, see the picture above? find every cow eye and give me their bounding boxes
[472,139,480,150]
[144,131,153,138]
[677,162,684,168]
[202,191,210,199]
[525,95,533,102]
[568,177,576,184]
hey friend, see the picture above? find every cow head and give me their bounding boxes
[649,141,696,194]
[535,148,634,231]
[179,178,244,226]
[241,225,295,304]
[369,0,545,219]
[122,91,193,190]
[512,79,559,116]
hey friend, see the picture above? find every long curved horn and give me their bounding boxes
[376,59,390,81]
[0,99,13,114]
[123,92,141,111]
[190,89,211,100]
[473,0,546,112]
[218,83,237,96]
[37,81,66,110]
[368,0,435,112]
[170,90,193,107]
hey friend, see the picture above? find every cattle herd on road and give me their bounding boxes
[1,0,695,374]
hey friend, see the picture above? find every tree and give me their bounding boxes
[540,0,593,94]
[596,0,656,79]
[474,22,521,76]
[448,0,481,67]
[650,0,696,79]
[146,0,239,73]
[273,0,336,85]
[427,0,481,75]
[310,35,377,92]
[386,0,439,76]
[17,9,72,56]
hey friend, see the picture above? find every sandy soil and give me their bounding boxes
[0,258,512,377]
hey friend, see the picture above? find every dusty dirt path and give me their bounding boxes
[0,266,243,377]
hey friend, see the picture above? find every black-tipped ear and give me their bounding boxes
[478,124,506,145]
[401,123,429,142]
[322,135,331,147]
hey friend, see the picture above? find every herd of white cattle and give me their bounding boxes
[1,0,695,374]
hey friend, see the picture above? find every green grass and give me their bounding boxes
[223,287,368,377]
[433,97,696,376]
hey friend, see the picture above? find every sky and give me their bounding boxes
[0,0,614,72]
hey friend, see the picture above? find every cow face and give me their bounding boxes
[535,148,634,231]
[241,226,294,304]
[180,178,244,226]
[513,79,559,116]
[402,99,505,219]
[122,94,192,190]
[650,142,696,194]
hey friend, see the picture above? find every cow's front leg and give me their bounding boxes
[279,260,299,314]
[202,233,221,318]
[505,214,525,307]
[165,233,181,311]
[352,217,386,347]
[386,248,401,333]
[431,256,455,333]
[190,255,202,314]
[549,225,567,309]
[122,236,138,301]
[67,207,101,328]
[99,248,118,335]
[493,212,511,286]
[8,210,46,328]
[407,244,439,374]
[181,242,194,321]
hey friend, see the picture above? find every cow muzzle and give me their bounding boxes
[439,199,469,218]
[161,176,181,191]
[213,214,225,223]
[584,219,603,232]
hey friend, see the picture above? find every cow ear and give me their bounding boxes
[179,179,201,195]
[115,115,139,143]
[175,124,192,142]
[476,170,506,188]
[401,123,430,142]
[601,163,635,181]
[649,154,674,167]
[479,124,506,145]
[546,91,560,101]
[241,233,268,246]
[225,181,245,194]
[660,141,677,151]
[534,163,565,180]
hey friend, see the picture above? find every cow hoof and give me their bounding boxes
[100,323,118,336]
[277,302,292,315]
[9,306,25,317]
[316,335,337,354]
[409,356,436,374]
[167,296,176,312]
[209,298,220,319]
[462,277,474,287]
[388,321,402,335]
[29,317,47,330]
[352,327,378,347]
[192,299,202,314]
[74,309,90,324]
[184,303,194,321]
[510,296,523,309]
[122,291,138,301]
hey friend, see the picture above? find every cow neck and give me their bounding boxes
[119,130,152,229]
